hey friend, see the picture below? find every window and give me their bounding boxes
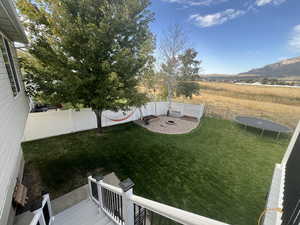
[0,35,21,97]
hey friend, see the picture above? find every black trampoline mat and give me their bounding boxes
[234,116,291,133]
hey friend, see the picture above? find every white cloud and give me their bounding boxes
[162,0,227,6]
[190,9,245,27]
[289,25,300,52]
[255,0,287,6]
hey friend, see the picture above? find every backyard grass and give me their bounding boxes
[22,117,289,225]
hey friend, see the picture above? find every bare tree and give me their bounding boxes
[159,24,187,109]
[160,24,187,60]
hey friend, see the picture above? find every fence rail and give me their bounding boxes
[87,176,228,225]
[23,102,204,142]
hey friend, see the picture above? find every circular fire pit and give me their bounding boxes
[166,120,176,125]
[135,116,199,134]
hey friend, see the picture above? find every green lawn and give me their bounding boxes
[22,117,289,225]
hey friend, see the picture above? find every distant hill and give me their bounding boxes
[240,56,300,77]
[202,74,235,77]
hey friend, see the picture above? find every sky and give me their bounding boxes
[148,0,300,74]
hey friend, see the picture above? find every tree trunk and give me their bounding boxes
[93,109,103,133]
[167,80,172,111]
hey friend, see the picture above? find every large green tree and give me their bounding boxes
[18,0,154,132]
[178,48,201,81]
[139,55,158,100]
[176,48,201,99]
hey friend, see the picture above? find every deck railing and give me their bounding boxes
[29,194,54,225]
[88,176,228,225]
[88,176,125,225]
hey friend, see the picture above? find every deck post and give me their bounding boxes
[120,178,135,225]
[88,176,93,201]
[95,175,104,212]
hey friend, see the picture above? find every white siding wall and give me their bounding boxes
[0,42,29,225]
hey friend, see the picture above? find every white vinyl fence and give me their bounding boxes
[23,102,204,142]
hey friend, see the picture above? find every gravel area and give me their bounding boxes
[135,116,199,134]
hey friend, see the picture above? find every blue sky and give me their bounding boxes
[149,0,300,74]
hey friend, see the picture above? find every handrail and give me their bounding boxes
[101,182,123,195]
[131,195,229,225]
[28,194,53,225]
[88,176,229,225]
[29,212,42,225]
[88,176,124,225]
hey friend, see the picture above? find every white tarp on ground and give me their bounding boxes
[23,102,204,142]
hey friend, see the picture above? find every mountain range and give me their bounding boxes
[240,56,300,77]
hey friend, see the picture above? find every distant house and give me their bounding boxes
[0,0,29,225]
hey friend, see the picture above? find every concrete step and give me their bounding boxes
[54,199,110,225]
[51,172,121,215]
[51,184,89,215]
[13,211,35,225]
[103,172,121,188]
[54,199,101,219]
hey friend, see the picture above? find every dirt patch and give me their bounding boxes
[17,162,43,214]
[18,163,109,214]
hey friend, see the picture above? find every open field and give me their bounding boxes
[177,82,300,129]
[22,118,289,225]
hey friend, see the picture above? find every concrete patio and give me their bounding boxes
[135,116,199,134]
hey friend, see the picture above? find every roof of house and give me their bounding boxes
[0,0,27,43]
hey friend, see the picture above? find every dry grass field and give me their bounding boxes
[176,82,300,129]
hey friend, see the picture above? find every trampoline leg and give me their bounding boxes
[260,129,264,137]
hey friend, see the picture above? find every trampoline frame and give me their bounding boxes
[234,116,291,139]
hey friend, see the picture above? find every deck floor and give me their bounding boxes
[53,199,114,225]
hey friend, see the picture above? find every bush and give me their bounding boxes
[176,81,200,99]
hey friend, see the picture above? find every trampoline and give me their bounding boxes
[234,116,291,137]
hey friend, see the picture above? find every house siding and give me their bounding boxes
[0,35,29,225]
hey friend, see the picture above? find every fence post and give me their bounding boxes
[120,178,135,225]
